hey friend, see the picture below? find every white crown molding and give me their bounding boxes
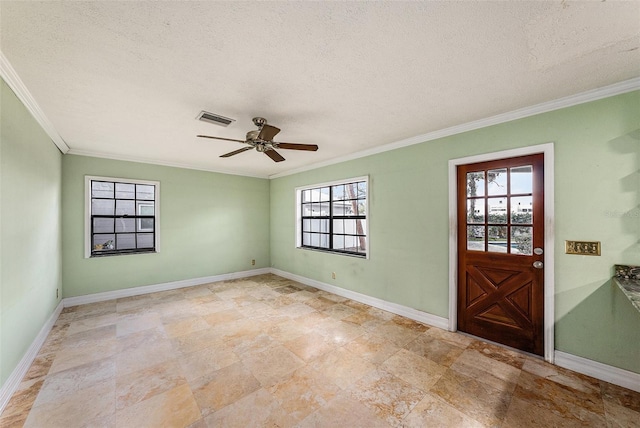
[555,351,640,393]
[66,149,269,180]
[270,268,449,330]
[0,300,64,415]
[0,51,69,154]
[270,77,640,179]
[63,267,271,306]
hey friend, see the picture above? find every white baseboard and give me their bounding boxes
[63,268,271,307]
[0,300,64,415]
[554,351,640,393]
[270,268,450,330]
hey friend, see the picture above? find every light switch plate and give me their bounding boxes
[565,241,601,256]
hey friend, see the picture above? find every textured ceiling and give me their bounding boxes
[1,1,639,178]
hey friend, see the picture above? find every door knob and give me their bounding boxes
[533,261,544,269]
[534,248,543,255]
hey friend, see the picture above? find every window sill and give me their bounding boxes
[297,246,367,259]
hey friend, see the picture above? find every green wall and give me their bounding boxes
[0,79,62,385]
[61,155,270,297]
[270,91,640,373]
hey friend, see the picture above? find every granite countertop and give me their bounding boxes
[613,265,640,313]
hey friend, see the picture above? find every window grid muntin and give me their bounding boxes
[300,180,367,256]
[466,167,533,254]
[90,179,156,257]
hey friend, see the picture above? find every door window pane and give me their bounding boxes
[467,171,485,197]
[487,198,508,223]
[510,165,532,194]
[467,226,484,251]
[487,169,507,196]
[511,196,533,224]
[487,226,508,252]
[512,226,533,255]
[467,200,484,223]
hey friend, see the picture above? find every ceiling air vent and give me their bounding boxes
[196,111,235,127]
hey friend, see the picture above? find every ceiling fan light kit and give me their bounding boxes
[197,117,318,163]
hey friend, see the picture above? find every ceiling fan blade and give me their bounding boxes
[257,124,280,141]
[220,147,253,158]
[265,149,285,162]
[276,142,319,151]
[197,135,246,143]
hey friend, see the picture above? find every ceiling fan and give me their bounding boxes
[197,117,318,162]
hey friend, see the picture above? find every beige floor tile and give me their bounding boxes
[163,315,210,338]
[504,395,606,428]
[348,368,425,426]
[451,349,521,393]
[311,347,377,390]
[116,311,163,337]
[241,344,305,387]
[313,317,365,346]
[322,303,360,320]
[24,379,115,428]
[9,275,639,428]
[404,334,465,367]
[192,361,261,415]
[467,340,526,369]
[262,319,307,343]
[0,377,45,420]
[65,312,118,336]
[403,393,485,427]
[390,315,430,333]
[116,359,187,410]
[603,399,640,428]
[48,326,117,374]
[601,380,640,413]
[297,392,390,428]
[514,371,605,420]
[284,331,337,362]
[22,352,56,382]
[424,326,475,348]
[170,327,225,355]
[431,368,511,427]
[116,383,200,428]
[34,357,115,407]
[381,348,447,391]
[179,343,239,383]
[523,356,601,395]
[203,388,289,428]
[268,366,340,423]
[344,332,400,365]
[370,321,422,347]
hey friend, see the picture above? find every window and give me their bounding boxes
[296,177,368,257]
[85,176,160,257]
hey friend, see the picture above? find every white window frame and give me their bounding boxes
[295,175,370,259]
[84,175,161,258]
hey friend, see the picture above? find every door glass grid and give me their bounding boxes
[466,166,533,255]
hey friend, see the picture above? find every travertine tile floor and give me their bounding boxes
[1,274,639,427]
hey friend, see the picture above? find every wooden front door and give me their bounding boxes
[457,154,544,355]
